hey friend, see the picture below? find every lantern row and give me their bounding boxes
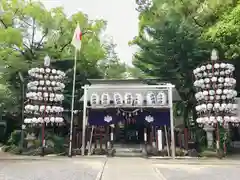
[28,67,66,79]
[26,92,64,102]
[194,77,236,89]
[25,105,64,113]
[195,89,237,101]
[90,91,168,106]
[193,63,235,78]
[195,103,238,112]
[27,81,65,91]
[196,116,238,124]
[24,117,64,124]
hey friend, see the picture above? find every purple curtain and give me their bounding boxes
[88,109,118,126]
[136,110,170,126]
[88,108,170,127]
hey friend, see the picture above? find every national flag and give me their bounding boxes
[71,23,82,50]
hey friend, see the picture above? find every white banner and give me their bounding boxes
[157,130,163,151]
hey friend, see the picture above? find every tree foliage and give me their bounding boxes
[98,37,127,79]
[132,0,238,126]
[0,0,124,122]
[133,0,208,124]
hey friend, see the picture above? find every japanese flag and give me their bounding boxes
[71,23,82,51]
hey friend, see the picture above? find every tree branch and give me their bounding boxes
[59,30,93,52]
[36,29,48,49]
[31,18,36,48]
[59,40,71,52]
[12,47,25,56]
[23,43,34,57]
[179,0,206,28]
[0,19,7,28]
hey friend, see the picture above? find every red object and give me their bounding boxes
[76,32,82,40]
[41,101,47,156]
[178,132,182,148]
[184,128,188,149]
[99,127,102,149]
[132,118,136,124]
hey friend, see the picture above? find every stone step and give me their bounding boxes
[114,144,144,157]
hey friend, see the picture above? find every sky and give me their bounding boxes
[39,0,139,65]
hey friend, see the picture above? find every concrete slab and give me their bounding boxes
[101,157,165,180]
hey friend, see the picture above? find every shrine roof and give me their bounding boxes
[79,78,181,102]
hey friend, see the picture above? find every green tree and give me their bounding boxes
[0,0,113,122]
[98,37,127,79]
[132,0,213,126]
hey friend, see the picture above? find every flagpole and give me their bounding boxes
[68,48,78,157]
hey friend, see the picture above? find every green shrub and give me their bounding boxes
[7,130,22,146]
[1,145,11,152]
[93,148,107,155]
[8,145,22,154]
[48,134,65,153]
[200,150,218,158]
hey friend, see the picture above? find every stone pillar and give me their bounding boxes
[204,125,215,149]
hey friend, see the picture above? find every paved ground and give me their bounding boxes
[154,163,240,180]
[0,158,105,180]
[101,158,163,180]
[151,159,240,180]
[101,157,240,180]
[0,156,240,180]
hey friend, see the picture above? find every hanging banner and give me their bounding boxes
[157,130,163,151]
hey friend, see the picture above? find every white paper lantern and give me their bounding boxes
[50,117,55,122]
[124,93,133,105]
[206,64,212,70]
[134,93,143,106]
[156,92,167,105]
[101,93,110,105]
[44,117,50,123]
[40,105,45,112]
[113,93,123,105]
[32,117,37,123]
[91,93,100,106]
[146,92,156,105]
[46,80,51,86]
[207,103,213,110]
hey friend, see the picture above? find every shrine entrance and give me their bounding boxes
[79,79,181,158]
[115,118,145,144]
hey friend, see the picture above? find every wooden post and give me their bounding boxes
[155,126,158,149]
[164,125,170,156]
[178,131,181,148]
[100,126,102,150]
[94,127,97,149]
[76,132,79,149]
[184,128,188,150]
[88,126,94,155]
[110,125,114,148]
[105,126,109,149]
[151,125,155,147]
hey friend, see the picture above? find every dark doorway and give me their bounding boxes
[115,119,146,144]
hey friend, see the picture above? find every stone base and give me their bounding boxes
[204,125,215,149]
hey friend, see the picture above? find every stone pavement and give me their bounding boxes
[1,154,240,180]
[101,157,240,180]
[101,157,164,180]
[154,163,240,180]
[0,158,106,180]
